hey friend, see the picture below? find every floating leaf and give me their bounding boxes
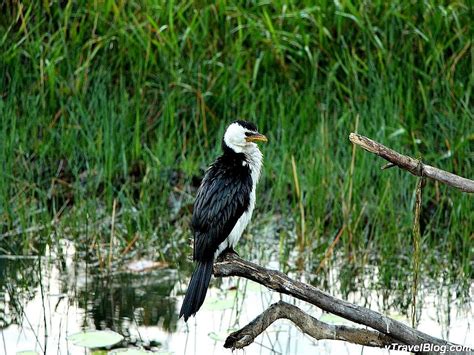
[108,348,152,354]
[245,280,263,293]
[203,291,236,311]
[208,331,225,341]
[108,348,173,355]
[68,330,123,348]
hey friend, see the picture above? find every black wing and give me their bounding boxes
[192,158,252,261]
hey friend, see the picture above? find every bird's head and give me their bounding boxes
[223,120,267,153]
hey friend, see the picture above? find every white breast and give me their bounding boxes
[215,146,263,258]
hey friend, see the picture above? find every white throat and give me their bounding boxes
[244,145,263,184]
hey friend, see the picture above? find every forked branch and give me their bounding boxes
[214,253,468,352]
[224,300,395,349]
[349,133,474,193]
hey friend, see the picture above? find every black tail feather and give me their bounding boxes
[179,260,213,321]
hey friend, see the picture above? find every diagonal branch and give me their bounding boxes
[348,133,474,193]
[224,300,396,350]
[214,253,468,350]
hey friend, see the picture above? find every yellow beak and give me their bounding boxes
[245,133,268,143]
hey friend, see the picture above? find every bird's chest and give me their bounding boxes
[213,150,262,258]
[227,188,256,246]
[214,182,257,258]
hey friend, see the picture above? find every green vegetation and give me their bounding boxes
[1,1,472,293]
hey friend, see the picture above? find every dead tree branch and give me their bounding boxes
[224,300,395,350]
[214,253,468,351]
[349,133,474,193]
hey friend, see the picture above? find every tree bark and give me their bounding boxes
[349,133,474,193]
[214,253,469,352]
[224,300,396,350]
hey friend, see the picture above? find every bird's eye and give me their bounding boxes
[245,131,255,137]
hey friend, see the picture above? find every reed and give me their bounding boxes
[0,1,471,288]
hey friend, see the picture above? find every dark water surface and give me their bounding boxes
[1,239,472,355]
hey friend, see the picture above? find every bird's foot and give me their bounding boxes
[216,247,239,262]
[225,247,240,257]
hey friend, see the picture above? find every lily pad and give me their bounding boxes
[68,330,123,348]
[109,351,173,355]
[245,280,263,293]
[208,331,226,341]
[203,290,237,311]
[16,352,40,355]
[108,349,152,355]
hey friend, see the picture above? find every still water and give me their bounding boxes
[1,239,472,355]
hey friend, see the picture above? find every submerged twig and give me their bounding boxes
[316,226,345,273]
[108,199,117,271]
[291,155,306,255]
[121,233,139,255]
[411,174,424,327]
[349,133,474,192]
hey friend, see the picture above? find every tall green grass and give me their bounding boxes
[0,1,472,288]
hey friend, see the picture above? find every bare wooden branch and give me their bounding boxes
[224,300,396,350]
[349,133,474,193]
[214,253,467,350]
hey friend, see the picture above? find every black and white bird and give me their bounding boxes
[179,120,267,322]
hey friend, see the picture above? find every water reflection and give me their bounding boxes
[0,241,179,354]
[0,257,39,329]
[0,240,472,354]
[76,269,179,334]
